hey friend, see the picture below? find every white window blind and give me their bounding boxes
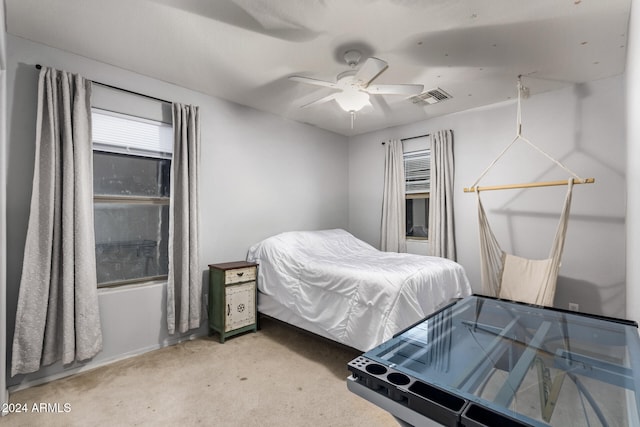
[404,149,430,194]
[92,108,173,159]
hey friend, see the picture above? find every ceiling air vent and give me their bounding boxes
[410,88,452,105]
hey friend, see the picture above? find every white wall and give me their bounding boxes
[4,34,348,389]
[626,2,640,326]
[349,76,626,318]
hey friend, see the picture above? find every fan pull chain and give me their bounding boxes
[350,111,355,129]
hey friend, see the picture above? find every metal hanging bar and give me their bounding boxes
[381,134,430,145]
[35,64,172,105]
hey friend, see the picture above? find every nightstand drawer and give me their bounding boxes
[225,266,256,284]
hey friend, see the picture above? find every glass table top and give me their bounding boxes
[349,295,640,426]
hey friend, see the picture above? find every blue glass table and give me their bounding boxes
[347,295,640,426]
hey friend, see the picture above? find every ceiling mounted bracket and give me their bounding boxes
[343,50,362,68]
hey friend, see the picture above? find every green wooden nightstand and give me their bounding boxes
[208,261,258,343]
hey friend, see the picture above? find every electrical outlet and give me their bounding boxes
[568,302,579,312]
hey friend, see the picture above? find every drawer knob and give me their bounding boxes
[237,272,244,277]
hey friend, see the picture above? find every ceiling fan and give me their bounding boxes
[289,50,424,127]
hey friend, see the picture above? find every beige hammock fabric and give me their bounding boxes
[477,180,574,306]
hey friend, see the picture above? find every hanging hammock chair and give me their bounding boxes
[477,180,573,306]
[465,77,594,306]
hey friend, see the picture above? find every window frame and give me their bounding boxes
[403,146,431,241]
[92,109,172,288]
[406,192,430,241]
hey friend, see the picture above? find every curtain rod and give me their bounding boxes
[381,134,430,145]
[35,64,172,105]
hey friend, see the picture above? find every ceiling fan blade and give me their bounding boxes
[299,93,338,108]
[289,75,337,89]
[366,84,424,96]
[353,57,388,88]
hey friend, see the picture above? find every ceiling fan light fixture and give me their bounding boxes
[334,89,370,112]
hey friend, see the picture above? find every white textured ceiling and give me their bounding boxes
[4,0,632,136]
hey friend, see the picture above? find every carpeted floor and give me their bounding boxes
[3,317,397,427]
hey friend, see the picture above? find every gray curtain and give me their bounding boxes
[12,67,102,376]
[429,130,456,260]
[381,139,406,252]
[167,103,201,334]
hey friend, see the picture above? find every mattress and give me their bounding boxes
[246,229,472,351]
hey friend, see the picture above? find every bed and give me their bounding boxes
[246,229,472,351]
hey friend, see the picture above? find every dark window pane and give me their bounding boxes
[93,152,170,197]
[406,197,429,238]
[94,203,169,285]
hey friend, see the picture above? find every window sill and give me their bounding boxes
[98,277,168,292]
[406,237,429,241]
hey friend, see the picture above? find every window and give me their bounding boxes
[92,109,173,287]
[404,148,430,239]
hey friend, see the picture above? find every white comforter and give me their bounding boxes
[246,229,471,351]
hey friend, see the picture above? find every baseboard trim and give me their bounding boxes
[8,330,207,394]
[1,387,8,416]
